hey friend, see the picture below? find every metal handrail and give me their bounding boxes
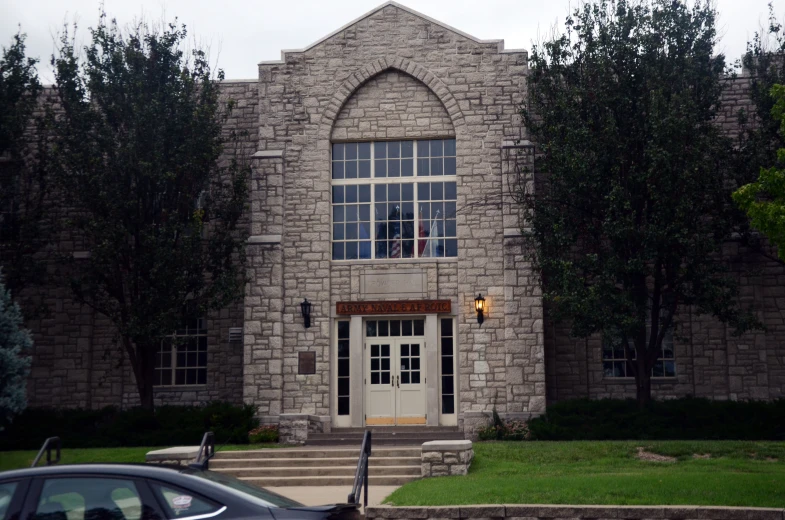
[189,432,215,470]
[31,437,61,468]
[347,430,371,507]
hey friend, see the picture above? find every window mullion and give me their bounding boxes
[413,141,418,258]
[171,337,177,385]
[371,142,376,260]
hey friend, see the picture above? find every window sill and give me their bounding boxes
[331,257,459,265]
[602,377,678,384]
[153,385,208,392]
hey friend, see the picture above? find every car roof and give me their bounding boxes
[0,463,187,480]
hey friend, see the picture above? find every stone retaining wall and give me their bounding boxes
[278,413,332,443]
[279,414,308,444]
[366,505,785,520]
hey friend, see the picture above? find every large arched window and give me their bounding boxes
[331,138,457,260]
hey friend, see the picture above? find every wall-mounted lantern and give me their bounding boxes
[300,298,313,328]
[474,293,486,326]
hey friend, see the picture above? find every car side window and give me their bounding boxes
[148,484,221,519]
[0,482,18,520]
[34,478,152,520]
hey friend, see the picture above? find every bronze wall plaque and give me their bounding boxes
[298,351,316,375]
[336,299,451,315]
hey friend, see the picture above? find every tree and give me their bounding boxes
[736,4,785,189]
[733,84,785,261]
[732,4,785,264]
[0,32,49,297]
[0,270,32,426]
[520,0,760,407]
[50,14,249,409]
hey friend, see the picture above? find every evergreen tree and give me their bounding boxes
[0,271,32,426]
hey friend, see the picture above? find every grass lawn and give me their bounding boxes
[384,441,785,508]
[0,443,282,472]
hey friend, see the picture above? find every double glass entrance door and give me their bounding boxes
[365,338,426,425]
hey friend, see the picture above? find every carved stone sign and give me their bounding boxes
[360,271,426,299]
[336,300,451,315]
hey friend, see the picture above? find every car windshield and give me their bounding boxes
[183,468,304,508]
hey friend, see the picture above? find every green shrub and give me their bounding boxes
[0,402,259,450]
[248,425,279,443]
[526,398,785,441]
[477,408,532,441]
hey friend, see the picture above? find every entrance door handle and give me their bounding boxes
[396,375,399,388]
[390,375,394,387]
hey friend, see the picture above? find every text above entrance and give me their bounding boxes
[337,299,451,315]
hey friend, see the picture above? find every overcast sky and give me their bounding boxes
[0,0,781,82]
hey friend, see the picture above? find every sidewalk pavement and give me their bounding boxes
[267,485,400,508]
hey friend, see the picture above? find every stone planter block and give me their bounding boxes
[145,446,200,465]
[421,440,473,478]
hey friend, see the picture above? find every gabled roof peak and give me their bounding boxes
[259,1,525,65]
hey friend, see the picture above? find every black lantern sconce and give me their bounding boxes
[300,298,313,328]
[474,293,486,326]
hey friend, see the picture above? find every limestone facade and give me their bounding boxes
[9,2,785,435]
[244,1,542,434]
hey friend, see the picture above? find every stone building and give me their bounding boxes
[9,2,785,439]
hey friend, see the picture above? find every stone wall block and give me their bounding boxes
[430,464,450,476]
[278,415,309,444]
[423,451,444,463]
[444,452,460,464]
[449,463,468,475]
[458,506,506,518]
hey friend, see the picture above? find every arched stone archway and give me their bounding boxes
[318,57,465,141]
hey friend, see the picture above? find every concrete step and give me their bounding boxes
[308,432,464,440]
[306,437,458,446]
[331,427,460,434]
[239,475,418,487]
[304,428,464,446]
[210,456,421,469]
[213,448,420,459]
[213,465,421,478]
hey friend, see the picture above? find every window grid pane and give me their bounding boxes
[337,321,350,416]
[365,320,424,337]
[602,329,675,378]
[155,320,208,386]
[440,318,455,414]
[331,184,372,260]
[332,139,458,260]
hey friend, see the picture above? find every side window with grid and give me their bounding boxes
[156,318,208,386]
[440,318,455,414]
[602,329,675,378]
[337,321,350,416]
